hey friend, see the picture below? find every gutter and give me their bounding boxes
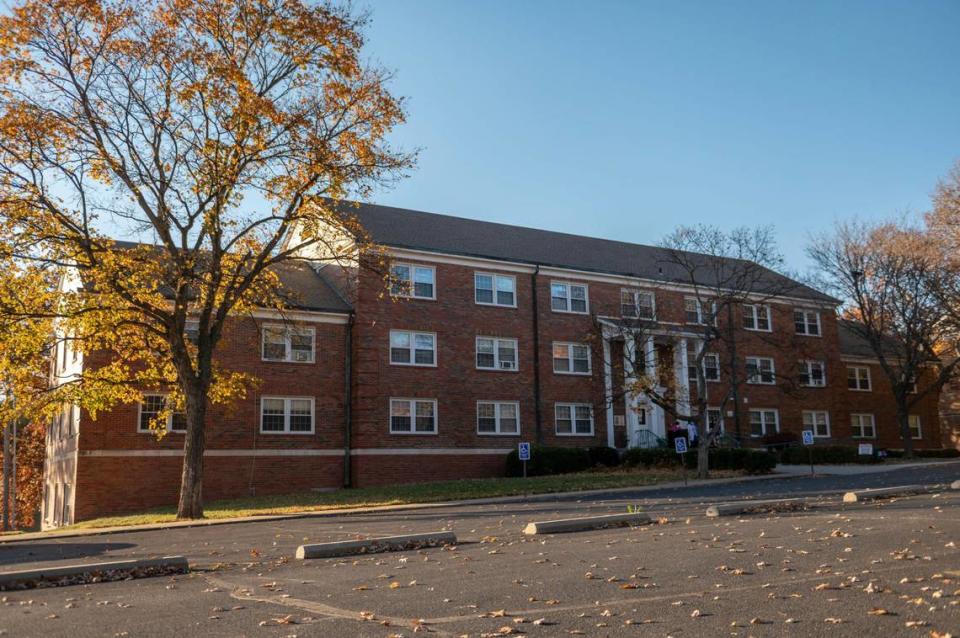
[532,265,543,445]
[343,313,355,488]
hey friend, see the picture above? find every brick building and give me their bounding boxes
[42,203,950,527]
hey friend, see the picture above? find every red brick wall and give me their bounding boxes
[351,454,507,487]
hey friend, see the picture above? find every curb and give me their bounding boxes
[841,485,928,503]
[296,531,456,559]
[0,556,189,591]
[522,512,651,535]
[0,473,791,544]
[705,497,807,517]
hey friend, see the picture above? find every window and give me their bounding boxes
[851,413,876,439]
[803,410,830,437]
[794,309,821,336]
[551,282,588,313]
[621,290,655,320]
[476,337,518,371]
[685,297,716,325]
[260,396,314,434]
[847,366,871,391]
[553,342,591,375]
[477,401,520,435]
[391,263,436,299]
[703,353,720,382]
[749,409,779,437]
[743,304,772,331]
[184,319,199,345]
[799,360,826,387]
[908,415,922,440]
[390,399,437,434]
[475,273,516,307]
[745,356,775,384]
[687,349,719,385]
[389,330,436,366]
[138,394,187,433]
[555,403,594,435]
[262,325,315,363]
[706,408,724,433]
[64,404,77,437]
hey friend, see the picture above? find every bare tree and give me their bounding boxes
[597,225,806,478]
[808,220,960,457]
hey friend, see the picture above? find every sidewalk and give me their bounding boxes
[776,459,960,476]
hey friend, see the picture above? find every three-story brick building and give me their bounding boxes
[42,202,949,527]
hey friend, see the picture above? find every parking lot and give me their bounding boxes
[1,464,958,637]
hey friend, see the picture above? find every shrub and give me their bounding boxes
[622,447,678,468]
[761,431,799,448]
[707,448,777,473]
[779,445,880,464]
[505,446,592,477]
[884,448,960,459]
[587,446,621,468]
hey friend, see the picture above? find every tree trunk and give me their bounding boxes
[696,437,709,479]
[897,407,914,459]
[177,385,207,519]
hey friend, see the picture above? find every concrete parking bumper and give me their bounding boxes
[0,556,189,591]
[295,531,457,559]
[522,512,651,535]
[705,497,806,517]
[842,484,929,503]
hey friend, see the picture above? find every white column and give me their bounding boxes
[623,333,637,446]
[674,337,690,420]
[602,335,615,448]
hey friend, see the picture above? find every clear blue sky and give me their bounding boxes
[359,0,960,271]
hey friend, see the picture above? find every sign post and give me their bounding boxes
[674,436,688,486]
[801,430,815,476]
[518,442,531,479]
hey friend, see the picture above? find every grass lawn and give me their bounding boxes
[64,467,740,531]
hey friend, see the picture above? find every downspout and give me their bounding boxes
[343,312,355,488]
[532,266,543,445]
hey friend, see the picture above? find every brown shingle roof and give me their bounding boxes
[335,201,837,304]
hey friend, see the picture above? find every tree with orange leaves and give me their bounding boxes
[0,0,413,518]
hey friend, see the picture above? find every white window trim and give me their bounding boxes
[847,365,872,391]
[261,324,316,363]
[552,342,592,376]
[802,410,831,438]
[389,398,438,435]
[706,406,724,433]
[259,396,316,435]
[554,403,595,436]
[137,393,186,434]
[474,272,517,308]
[702,353,721,383]
[743,303,773,332]
[745,356,776,385]
[550,281,590,315]
[851,413,876,439]
[391,262,437,300]
[621,289,656,320]
[685,297,716,325]
[476,336,519,372]
[908,415,922,440]
[799,360,827,387]
[748,408,780,437]
[389,330,438,367]
[794,308,821,337]
[476,401,521,436]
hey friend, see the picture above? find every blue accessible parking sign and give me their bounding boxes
[802,430,815,446]
[674,437,688,454]
[518,442,531,461]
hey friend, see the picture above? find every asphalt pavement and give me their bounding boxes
[0,462,958,637]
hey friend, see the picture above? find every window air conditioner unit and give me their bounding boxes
[500,360,515,370]
[294,351,312,362]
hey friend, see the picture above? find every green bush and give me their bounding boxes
[884,448,960,459]
[622,446,776,474]
[779,445,880,464]
[622,447,678,468]
[505,446,592,477]
[587,446,621,467]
